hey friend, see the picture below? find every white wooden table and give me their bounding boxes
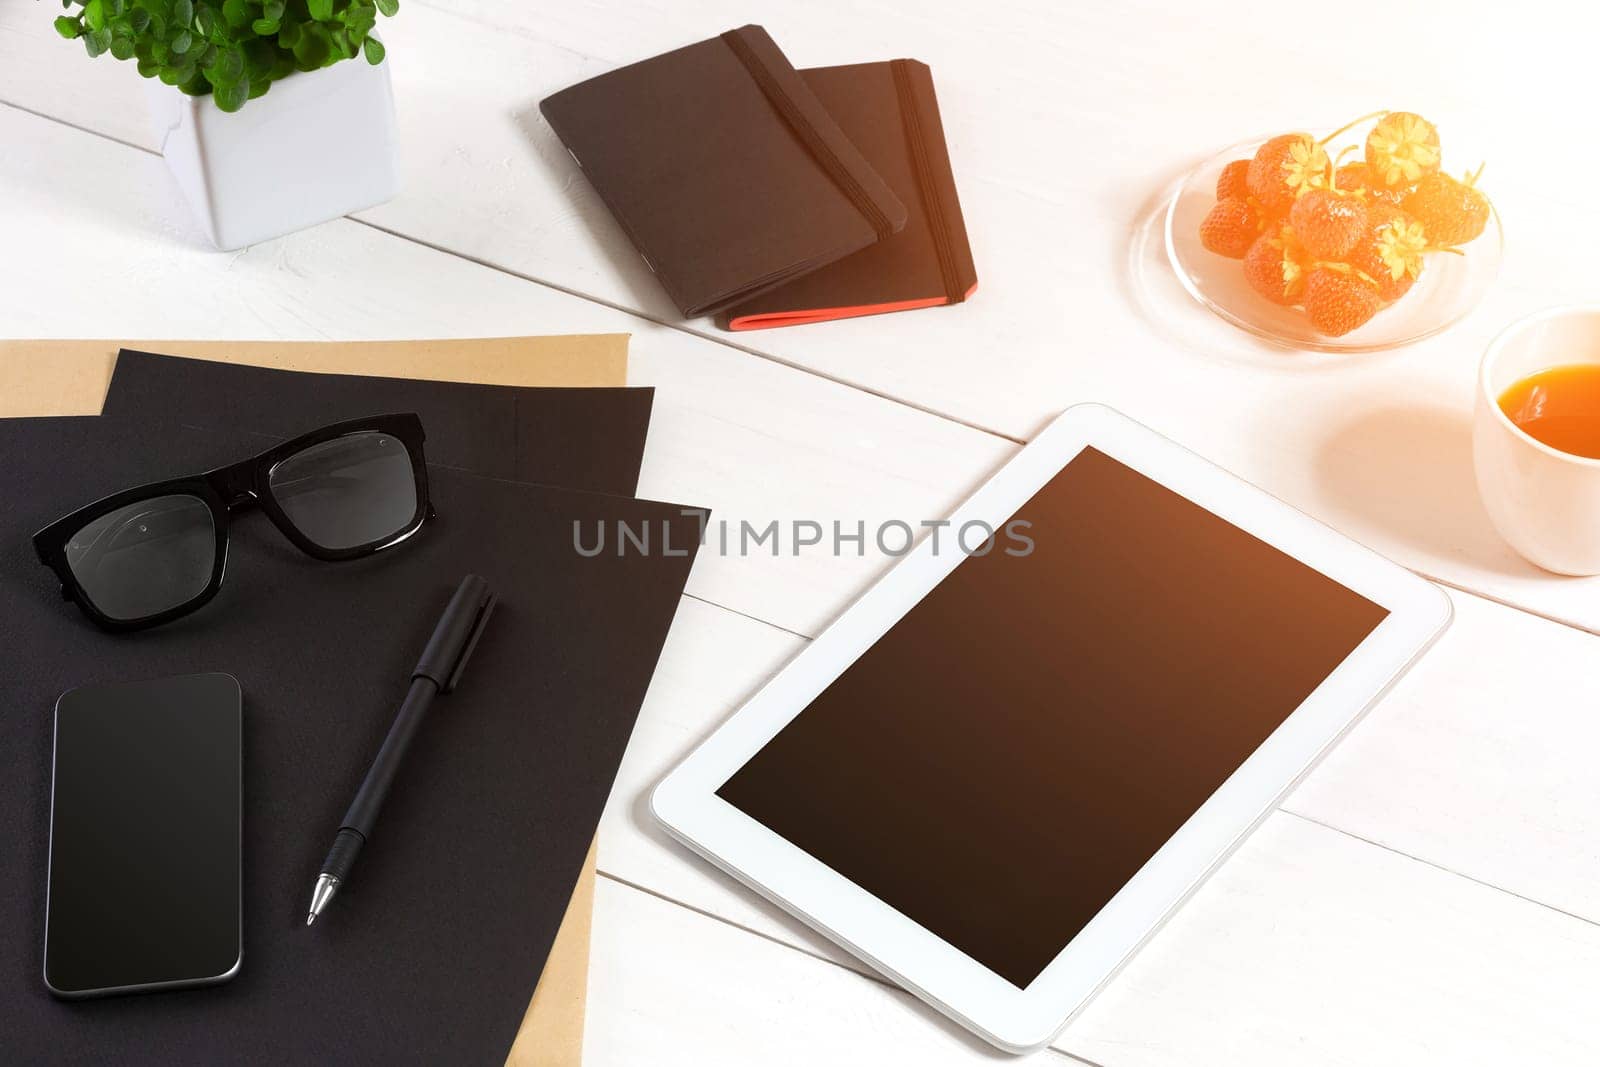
[5,3,1600,1063]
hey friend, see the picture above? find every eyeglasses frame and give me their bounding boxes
[32,412,432,632]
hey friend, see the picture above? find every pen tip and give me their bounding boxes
[307,872,339,926]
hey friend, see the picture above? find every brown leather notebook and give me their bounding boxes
[719,60,978,331]
[540,25,908,318]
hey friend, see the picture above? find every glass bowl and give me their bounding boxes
[1164,135,1503,353]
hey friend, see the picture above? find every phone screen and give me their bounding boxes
[45,672,242,996]
[717,448,1388,988]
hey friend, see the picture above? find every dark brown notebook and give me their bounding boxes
[719,60,978,331]
[540,25,907,318]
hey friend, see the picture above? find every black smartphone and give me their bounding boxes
[44,672,242,998]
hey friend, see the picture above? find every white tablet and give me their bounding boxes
[653,404,1450,1053]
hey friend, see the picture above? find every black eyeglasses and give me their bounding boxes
[33,413,432,632]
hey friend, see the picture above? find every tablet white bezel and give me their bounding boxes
[652,404,1451,1053]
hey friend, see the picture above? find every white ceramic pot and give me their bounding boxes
[1473,304,1600,575]
[142,53,400,251]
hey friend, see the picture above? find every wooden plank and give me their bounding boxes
[1283,588,1600,925]
[597,596,857,969]
[587,814,1600,1066]
[586,875,1081,1066]
[1057,811,1600,1066]
[0,6,151,148]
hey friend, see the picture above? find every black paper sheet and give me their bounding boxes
[0,417,702,1064]
[105,349,656,496]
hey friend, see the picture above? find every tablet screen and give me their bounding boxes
[717,447,1388,989]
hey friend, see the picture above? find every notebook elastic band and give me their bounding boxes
[721,30,895,241]
[892,59,966,304]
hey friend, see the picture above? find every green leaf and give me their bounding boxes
[173,0,193,24]
[361,34,383,64]
[262,0,283,18]
[53,15,82,37]
[105,0,125,16]
[158,63,183,83]
[374,0,396,16]
[170,29,192,52]
[193,5,213,34]
[248,77,270,99]
[221,0,248,27]
[307,0,332,21]
[251,17,278,33]
[84,26,112,55]
[276,17,301,46]
[213,77,248,112]
[199,42,218,66]
[84,0,106,30]
[242,37,274,75]
[136,56,159,76]
[329,26,349,57]
[204,42,243,85]
[109,35,136,58]
[292,20,330,66]
[128,7,150,31]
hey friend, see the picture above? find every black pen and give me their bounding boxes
[306,574,497,926]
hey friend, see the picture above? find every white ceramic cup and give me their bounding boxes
[1474,304,1600,575]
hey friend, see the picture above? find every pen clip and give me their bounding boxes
[413,574,498,693]
[443,591,496,693]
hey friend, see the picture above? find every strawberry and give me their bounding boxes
[1243,229,1307,305]
[1289,188,1368,259]
[1334,161,1402,204]
[1349,203,1427,301]
[1364,200,1408,233]
[1247,133,1328,213]
[1216,159,1251,201]
[1402,166,1491,245]
[1364,111,1441,189]
[1303,267,1381,336]
[1199,197,1261,258]
[1348,245,1419,302]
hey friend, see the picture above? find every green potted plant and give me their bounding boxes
[53,0,403,249]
